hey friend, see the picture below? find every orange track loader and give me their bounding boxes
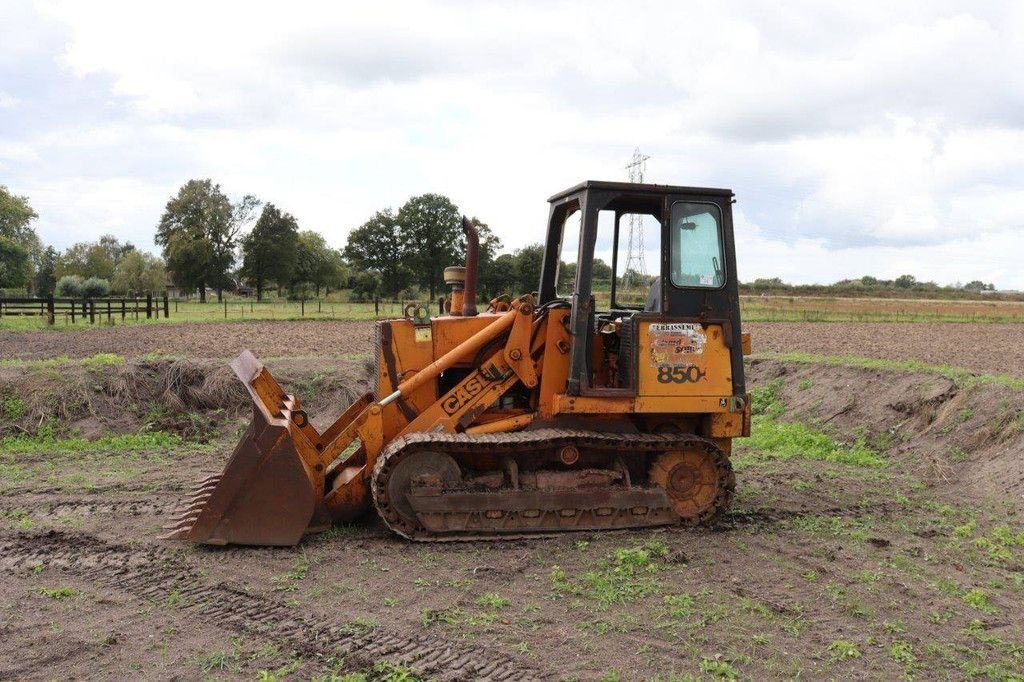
[163,181,752,545]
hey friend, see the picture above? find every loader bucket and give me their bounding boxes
[160,351,321,546]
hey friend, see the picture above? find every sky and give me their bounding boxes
[2,0,1023,288]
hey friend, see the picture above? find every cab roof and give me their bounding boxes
[548,180,733,203]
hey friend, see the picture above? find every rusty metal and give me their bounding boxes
[460,216,479,316]
[649,443,734,525]
[370,429,732,540]
[160,351,323,545]
[558,445,580,465]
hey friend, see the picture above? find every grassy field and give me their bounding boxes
[2,292,1024,331]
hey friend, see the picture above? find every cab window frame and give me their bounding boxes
[668,200,727,291]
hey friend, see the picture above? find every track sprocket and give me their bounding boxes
[648,442,734,524]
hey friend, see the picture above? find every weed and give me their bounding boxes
[962,588,997,614]
[827,639,861,661]
[383,597,398,607]
[882,621,907,634]
[751,380,784,418]
[165,590,182,606]
[35,586,81,600]
[800,570,819,582]
[663,593,698,620]
[476,593,510,610]
[887,640,915,666]
[198,650,235,673]
[0,431,180,455]
[798,379,813,391]
[1,397,26,420]
[698,657,738,680]
[954,519,977,538]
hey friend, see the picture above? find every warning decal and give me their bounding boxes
[648,322,706,367]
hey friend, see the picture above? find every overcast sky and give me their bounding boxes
[2,1,1023,288]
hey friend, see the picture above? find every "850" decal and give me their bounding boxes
[656,365,706,384]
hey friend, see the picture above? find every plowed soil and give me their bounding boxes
[3,320,1023,378]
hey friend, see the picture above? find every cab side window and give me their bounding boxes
[669,202,725,288]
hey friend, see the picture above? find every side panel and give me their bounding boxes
[636,321,733,397]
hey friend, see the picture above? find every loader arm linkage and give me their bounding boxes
[162,297,540,546]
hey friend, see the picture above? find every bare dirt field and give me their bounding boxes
[2,320,1023,378]
[1,323,1023,680]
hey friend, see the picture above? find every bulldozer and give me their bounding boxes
[162,180,751,545]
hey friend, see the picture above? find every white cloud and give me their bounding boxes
[3,0,1022,288]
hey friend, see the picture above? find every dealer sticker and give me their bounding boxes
[648,322,706,366]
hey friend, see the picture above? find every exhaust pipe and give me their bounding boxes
[461,216,479,316]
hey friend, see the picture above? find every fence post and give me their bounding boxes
[70,301,75,324]
[107,298,112,324]
[301,298,305,317]
[47,296,54,326]
[318,300,321,313]
[163,294,169,318]
[88,300,95,324]
[121,299,126,320]
[374,297,380,317]
[134,297,139,320]
[146,293,153,319]
[224,298,228,319]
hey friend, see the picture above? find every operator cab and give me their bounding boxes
[538,180,745,400]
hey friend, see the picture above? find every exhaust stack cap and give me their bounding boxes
[444,266,466,288]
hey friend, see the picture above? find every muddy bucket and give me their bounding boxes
[161,351,321,546]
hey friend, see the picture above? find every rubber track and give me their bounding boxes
[0,531,541,681]
[372,428,731,541]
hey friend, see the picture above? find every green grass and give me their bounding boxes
[752,352,1024,391]
[0,431,181,455]
[552,541,669,609]
[36,586,81,600]
[738,380,886,468]
[0,352,125,369]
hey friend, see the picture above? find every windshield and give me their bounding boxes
[669,202,725,288]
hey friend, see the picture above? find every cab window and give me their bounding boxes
[669,202,725,288]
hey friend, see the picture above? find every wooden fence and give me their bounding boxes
[0,295,170,325]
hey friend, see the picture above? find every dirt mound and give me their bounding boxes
[748,358,1024,511]
[0,357,371,441]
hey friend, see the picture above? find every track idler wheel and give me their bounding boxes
[649,443,734,525]
[374,450,461,536]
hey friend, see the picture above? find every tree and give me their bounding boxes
[351,270,382,301]
[112,250,166,294]
[479,252,518,299]
[0,239,31,289]
[592,258,612,282]
[80,277,111,298]
[397,194,462,300]
[240,204,299,301]
[35,246,58,297]
[293,230,344,297]
[0,185,40,250]
[894,274,917,289]
[56,235,134,281]
[156,179,259,302]
[512,243,545,295]
[0,186,40,291]
[56,275,82,298]
[344,209,411,297]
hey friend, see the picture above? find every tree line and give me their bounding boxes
[7,180,1004,305]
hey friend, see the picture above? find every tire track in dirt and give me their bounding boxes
[0,531,540,681]
[0,499,179,519]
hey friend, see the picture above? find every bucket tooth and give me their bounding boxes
[160,516,198,532]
